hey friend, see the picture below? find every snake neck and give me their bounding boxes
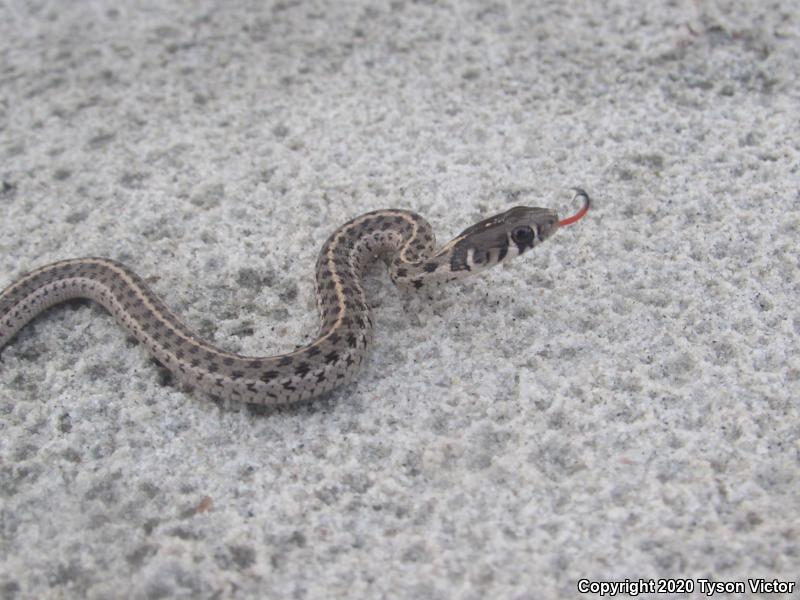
[314,209,435,334]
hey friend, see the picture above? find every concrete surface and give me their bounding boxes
[0,1,798,598]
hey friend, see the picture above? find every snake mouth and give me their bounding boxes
[534,210,560,242]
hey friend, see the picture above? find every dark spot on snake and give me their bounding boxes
[423,262,438,273]
[324,351,338,364]
[223,357,234,366]
[328,333,340,345]
[315,371,326,383]
[346,333,357,348]
[246,382,257,393]
[247,360,261,369]
[231,371,244,379]
[395,268,407,277]
[411,279,424,289]
[207,362,218,373]
[306,346,321,357]
[282,380,296,391]
[497,242,508,262]
[260,370,279,382]
[278,356,293,367]
[294,363,311,377]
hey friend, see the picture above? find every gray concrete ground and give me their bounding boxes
[0,1,798,598]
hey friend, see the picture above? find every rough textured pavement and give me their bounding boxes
[0,1,798,598]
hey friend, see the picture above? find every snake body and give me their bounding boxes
[1,197,587,405]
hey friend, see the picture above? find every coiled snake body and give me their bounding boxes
[0,193,589,405]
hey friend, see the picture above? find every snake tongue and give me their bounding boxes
[559,189,591,227]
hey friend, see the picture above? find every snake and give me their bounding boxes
[0,190,590,405]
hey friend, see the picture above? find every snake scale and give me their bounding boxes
[0,191,590,405]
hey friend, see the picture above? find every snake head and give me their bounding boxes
[446,206,559,274]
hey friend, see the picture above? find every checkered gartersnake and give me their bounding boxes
[0,191,590,404]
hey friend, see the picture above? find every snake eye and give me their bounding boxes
[511,226,534,246]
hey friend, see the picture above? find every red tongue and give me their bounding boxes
[559,189,591,227]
